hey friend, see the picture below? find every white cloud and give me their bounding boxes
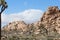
[1,9,43,27]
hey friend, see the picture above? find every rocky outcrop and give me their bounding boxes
[1,6,60,40]
[42,6,60,34]
[1,6,60,35]
[2,21,28,32]
[34,6,60,35]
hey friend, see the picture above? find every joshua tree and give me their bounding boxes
[0,0,8,25]
[0,0,8,36]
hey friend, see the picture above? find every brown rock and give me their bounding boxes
[1,6,60,35]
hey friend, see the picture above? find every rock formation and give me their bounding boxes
[2,21,28,32]
[40,6,60,34]
[1,6,60,40]
[2,6,60,34]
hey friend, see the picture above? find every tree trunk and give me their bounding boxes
[0,12,1,39]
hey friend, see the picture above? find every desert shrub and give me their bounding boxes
[6,35,20,40]
[38,24,48,36]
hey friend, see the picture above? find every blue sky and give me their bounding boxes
[4,0,60,14]
[1,0,60,27]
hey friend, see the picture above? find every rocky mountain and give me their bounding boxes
[2,21,28,31]
[1,6,60,40]
[34,6,60,35]
[41,6,60,34]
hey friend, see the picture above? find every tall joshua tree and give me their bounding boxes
[0,0,8,25]
[0,0,8,30]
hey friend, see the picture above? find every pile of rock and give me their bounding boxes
[1,6,60,35]
[38,6,60,34]
[2,21,28,32]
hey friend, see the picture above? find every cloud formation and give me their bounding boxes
[1,9,43,27]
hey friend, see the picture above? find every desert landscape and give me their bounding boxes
[1,6,60,40]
